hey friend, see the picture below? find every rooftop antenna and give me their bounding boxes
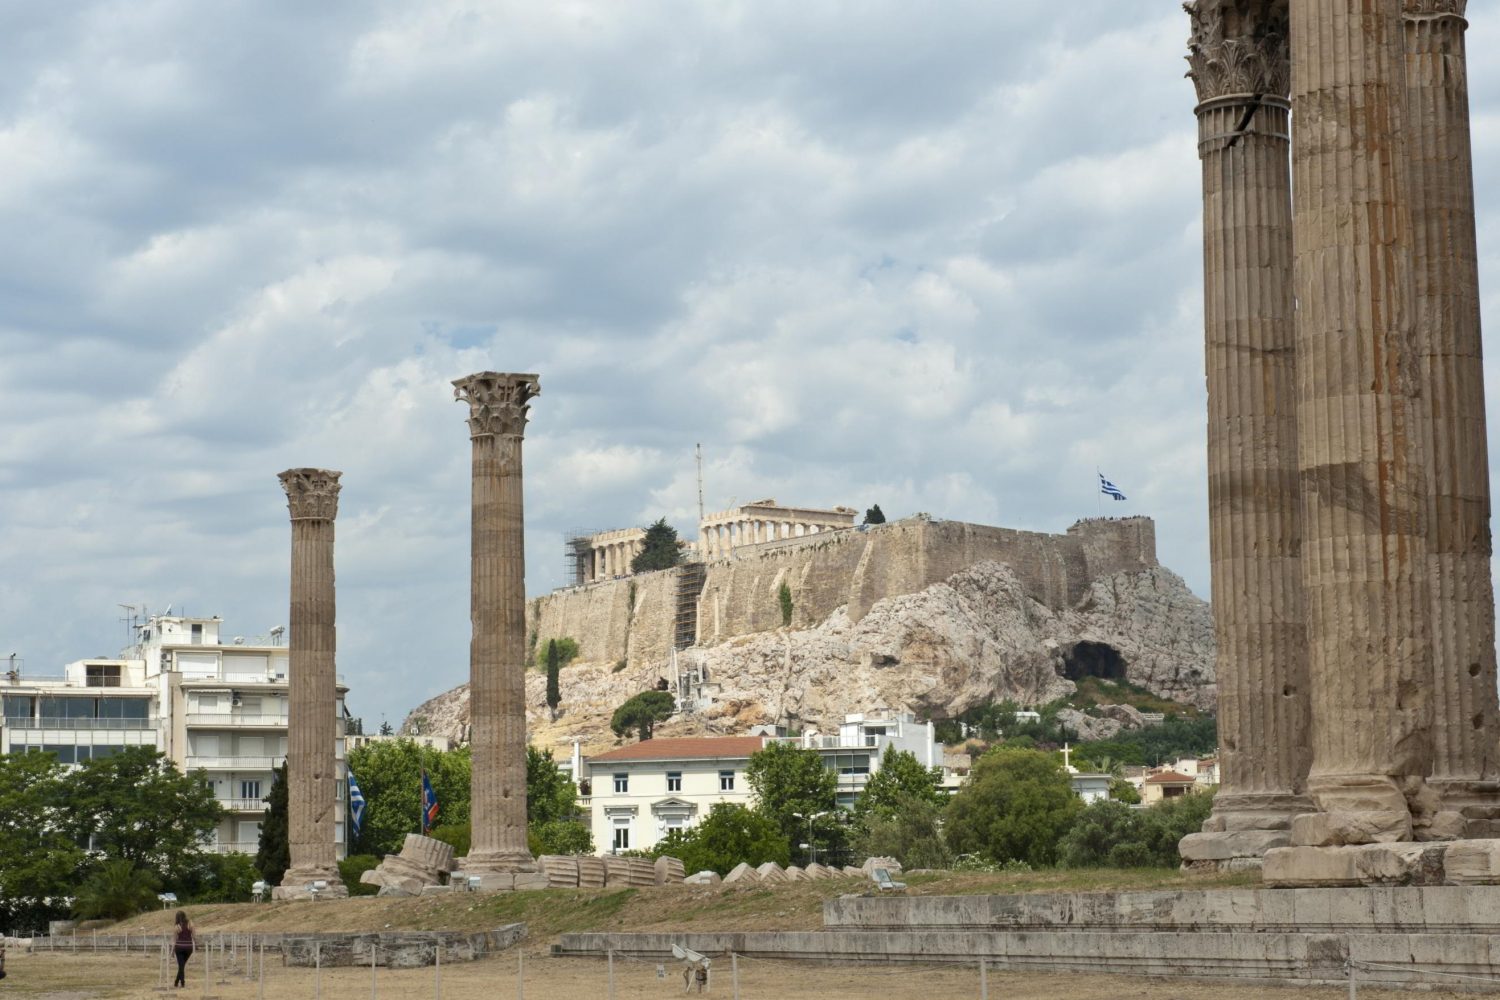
[695,443,705,526]
[117,604,138,649]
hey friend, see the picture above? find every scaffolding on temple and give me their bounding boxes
[564,529,599,587]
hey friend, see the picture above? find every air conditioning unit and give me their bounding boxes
[231,693,243,708]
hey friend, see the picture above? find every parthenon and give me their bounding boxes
[572,499,859,584]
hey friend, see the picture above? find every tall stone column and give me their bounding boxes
[452,372,543,884]
[274,468,347,899]
[1179,0,1313,868]
[1288,0,1433,846]
[1404,0,1500,837]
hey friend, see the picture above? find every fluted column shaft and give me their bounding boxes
[1289,0,1432,842]
[1403,0,1499,823]
[455,372,540,872]
[1200,90,1309,803]
[1179,5,1311,868]
[277,468,344,895]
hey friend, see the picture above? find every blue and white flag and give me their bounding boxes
[1099,474,1127,501]
[347,765,366,840]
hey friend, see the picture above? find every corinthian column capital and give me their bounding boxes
[1402,0,1466,18]
[279,468,342,521]
[1185,0,1292,103]
[453,372,541,439]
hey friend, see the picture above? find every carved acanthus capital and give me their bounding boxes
[1402,0,1466,18]
[1185,0,1291,103]
[453,372,541,439]
[279,468,342,521]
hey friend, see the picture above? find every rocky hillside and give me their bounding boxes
[403,560,1214,757]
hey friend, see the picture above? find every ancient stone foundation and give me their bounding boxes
[360,834,456,897]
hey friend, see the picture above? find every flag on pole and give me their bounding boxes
[1099,474,1127,501]
[347,765,366,841]
[420,768,440,832]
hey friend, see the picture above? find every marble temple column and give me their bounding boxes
[274,468,347,899]
[1404,0,1500,837]
[1179,0,1313,868]
[453,372,542,883]
[1288,0,1433,846]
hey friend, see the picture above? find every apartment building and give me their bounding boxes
[1,612,349,857]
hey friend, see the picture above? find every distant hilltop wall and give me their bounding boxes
[528,514,1158,672]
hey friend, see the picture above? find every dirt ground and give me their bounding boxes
[0,948,1481,1000]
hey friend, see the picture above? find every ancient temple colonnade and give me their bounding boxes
[697,500,857,560]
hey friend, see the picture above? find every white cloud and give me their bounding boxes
[1,1,1495,728]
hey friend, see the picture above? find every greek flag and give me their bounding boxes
[347,765,366,840]
[1099,474,1127,501]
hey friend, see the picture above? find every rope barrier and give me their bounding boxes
[1353,960,1500,986]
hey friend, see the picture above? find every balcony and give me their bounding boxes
[5,717,157,731]
[184,713,289,728]
[220,798,269,813]
[214,841,261,855]
[186,755,285,770]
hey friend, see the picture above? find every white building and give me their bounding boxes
[582,712,945,855]
[1,612,349,858]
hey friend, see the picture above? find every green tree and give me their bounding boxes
[255,762,290,885]
[545,640,562,718]
[526,746,579,825]
[529,820,594,856]
[943,747,1084,867]
[656,803,789,875]
[863,505,886,525]
[378,720,394,736]
[746,741,838,864]
[778,582,793,626]
[853,793,950,869]
[610,690,675,741]
[0,750,86,929]
[631,518,683,573]
[1057,800,1149,868]
[533,636,580,669]
[1110,777,1141,804]
[854,747,944,821]
[338,854,381,897]
[55,747,222,886]
[344,741,472,856]
[73,859,161,921]
[184,852,261,903]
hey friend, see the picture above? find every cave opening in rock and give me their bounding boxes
[1061,641,1127,682]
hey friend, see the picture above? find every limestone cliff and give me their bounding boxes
[403,559,1215,757]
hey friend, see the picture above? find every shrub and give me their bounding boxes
[338,854,381,896]
[73,860,160,921]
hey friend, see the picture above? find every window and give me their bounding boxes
[3,696,34,721]
[86,664,122,688]
[719,770,735,792]
[666,771,682,793]
[240,780,261,802]
[191,623,203,645]
[613,773,629,794]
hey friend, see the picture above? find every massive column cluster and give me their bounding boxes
[274,468,348,900]
[1182,0,1498,867]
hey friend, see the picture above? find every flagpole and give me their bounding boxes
[1095,468,1101,517]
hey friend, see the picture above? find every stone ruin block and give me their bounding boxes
[755,862,787,882]
[783,865,808,881]
[803,863,834,880]
[603,856,632,886]
[360,834,457,897]
[539,855,580,888]
[861,856,902,876]
[724,862,757,883]
[655,856,686,884]
[684,870,721,885]
[842,866,865,877]
[576,856,607,888]
[626,858,657,887]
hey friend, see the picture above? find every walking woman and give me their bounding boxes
[171,911,195,988]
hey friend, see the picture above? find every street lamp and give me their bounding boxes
[791,811,829,865]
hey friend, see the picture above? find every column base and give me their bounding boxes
[1180,791,1312,868]
[448,869,551,893]
[272,867,348,901]
[1417,779,1500,840]
[1263,838,1500,887]
[460,848,538,873]
[1290,774,1413,846]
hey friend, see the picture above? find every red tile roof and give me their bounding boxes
[1145,770,1197,784]
[588,736,769,763]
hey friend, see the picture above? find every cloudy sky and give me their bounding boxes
[3,2,1499,730]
